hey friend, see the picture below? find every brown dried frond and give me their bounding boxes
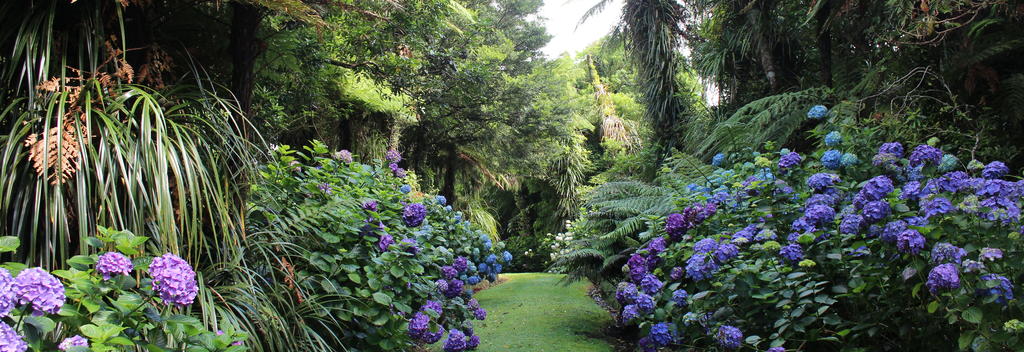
[24,120,86,185]
[280,258,304,303]
[137,45,172,88]
[114,57,134,84]
[36,78,62,93]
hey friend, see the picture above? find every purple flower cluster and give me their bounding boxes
[442,266,458,279]
[807,173,839,191]
[779,244,803,263]
[896,230,926,255]
[616,282,640,305]
[443,279,464,298]
[839,214,864,234]
[979,274,1014,304]
[389,163,407,178]
[403,203,427,227]
[385,149,402,163]
[779,152,802,169]
[980,248,1003,261]
[804,204,836,226]
[422,300,443,315]
[474,307,487,320]
[921,197,953,218]
[639,274,663,295]
[930,243,966,264]
[14,268,65,314]
[670,267,684,281]
[909,145,943,167]
[148,254,199,307]
[58,335,88,351]
[454,256,469,273]
[685,253,719,281]
[861,201,891,223]
[665,203,717,240]
[334,149,353,163]
[672,289,688,308]
[878,142,904,158]
[362,200,378,212]
[96,252,133,280]
[378,233,394,251]
[0,269,15,317]
[648,322,676,347]
[982,161,1009,179]
[716,325,743,350]
[0,322,27,352]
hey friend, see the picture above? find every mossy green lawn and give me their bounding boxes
[461,273,615,352]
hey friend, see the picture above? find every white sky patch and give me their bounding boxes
[539,0,624,58]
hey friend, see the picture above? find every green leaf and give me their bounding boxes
[927,301,939,313]
[0,236,20,252]
[25,316,55,334]
[962,307,983,324]
[347,273,362,284]
[372,292,392,305]
[959,331,976,350]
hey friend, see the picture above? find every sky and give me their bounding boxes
[539,0,624,58]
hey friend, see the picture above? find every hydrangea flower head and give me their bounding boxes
[878,142,905,158]
[334,150,353,163]
[685,253,719,281]
[443,279,464,298]
[362,200,378,212]
[402,203,427,227]
[963,260,985,273]
[620,304,639,322]
[442,266,457,279]
[780,244,803,263]
[767,348,785,352]
[983,161,1009,179]
[14,267,65,314]
[58,335,88,351]
[400,184,412,194]
[649,322,676,347]
[896,230,926,255]
[670,267,684,281]
[0,269,15,317]
[385,149,402,163]
[96,252,133,280]
[0,322,27,352]
[422,300,443,315]
[979,274,1014,304]
[807,173,839,191]
[635,293,656,313]
[716,325,743,349]
[714,243,740,262]
[922,197,954,218]
[909,145,943,166]
[779,152,802,169]
[840,214,864,234]
[840,153,860,167]
[466,335,480,349]
[443,329,466,352]
[454,256,469,273]
[640,274,663,294]
[389,163,407,178]
[939,154,959,172]
[980,248,1004,261]
[147,254,198,307]
[672,289,689,307]
[807,105,828,119]
[861,175,895,201]
[804,204,836,225]
[408,312,430,340]
[825,131,842,146]
[694,238,718,253]
[474,307,487,320]
[435,195,447,205]
[378,233,394,252]
[930,243,966,264]
[712,153,725,167]
[862,201,891,223]
[821,150,843,169]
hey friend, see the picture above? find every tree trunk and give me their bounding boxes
[442,144,458,204]
[746,6,780,91]
[816,0,834,87]
[229,2,264,120]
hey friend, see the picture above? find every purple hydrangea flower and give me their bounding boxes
[627,254,648,282]
[665,213,686,239]
[454,256,468,273]
[881,221,907,242]
[616,282,640,305]
[900,181,923,201]
[362,200,378,212]
[646,237,667,255]
[768,348,785,352]
[0,269,15,318]
[468,298,480,309]
[930,243,966,264]
[924,260,959,298]
[780,244,803,263]
[878,142,905,158]
[980,248,1003,261]
[408,312,430,340]
[897,230,926,255]
[443,329,466,352]
[635,293,656,313]
[672,289,688,308]
[716,325,743,350]
[640,274,663,295]
[14,267,65,314]
[821,150,843,169]
[963,260,985,273]
[0,322,27,352]
[96,252,133,280]
[442,266,458,279]
[385,149,402,163]
[714,243,740,262]
[148,254,198,307]
[839,214,864,234]
[649,322,676,346]
[58,335,88,351]
[401,238,420,254]
[334,150,353,163]
[779,152,802,169]
[861,176,895,201]
[983,161,1009,179]
[466,335,480,349]
[422,327,445,344]
[909,145,943,167]
[621,304,640,322]
[435,279,449,294]
[933,171,970,193]
[389,163,407,178]
[685,253,719,281]
[979,274,1014,304]
[670,267,684,281]
[807,173,839,191]
[474,307,487,320]
[805,204,836,226]
[694,238,719,253]
[922,197,954,218]
[444,279,464,298]
[402,203,427,227]
[422,300,443,315]
[378,233,394,251]
[862,201,891,223]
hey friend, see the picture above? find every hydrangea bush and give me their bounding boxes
[0,227,245,352]
[607,114,1023,350]
[248,142,511,350]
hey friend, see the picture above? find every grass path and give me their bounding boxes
[467,273,615,352]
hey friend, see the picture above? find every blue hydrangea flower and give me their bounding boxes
[922,197,954,218]
[685,253,719,281]
[779,152,802,169]
[909,145,943,167]
[477,263,489,274]
[443,329,466,352]
[983,161,1009,179]
[0,322,27,352]
[694,238,719,253]
[861,176,895,202]
[805,204,836,225]
[862,201,891,223]
[616,282,640,304]
[400,184,412,193]
[502,251,513,263]
[408,312,430,340]
[927,263,960,295]
[403,203,427,227]
[900,181,923,201]
[14,268,66,315]
[716,325,743,349]
[807,173,839,191]
[436,195,447,205]
[807,105,829,119]
[147,254,198,307]
[58,335,88,351]
[467,276,481,285]
[486,254,498,264]
[444,279,464,298]
[672,289,689,308]
[978,274,1014,304]
[620,304,640,322]
[980,248,1004,261]
[492,263,503,274]
[840,214,864,234]
[780,244,803,263]
[0,269,16,318]
[649,322,676,347]
[825,131,842,146]
[635,293,656,313]
[821,150,843,169]
[639,274,663,295]
[897,230,926,255]
[712,153,726,167]
[930,243,966,264]
[939,154,959,172]
[714,243,740,262]
[840,153,859,167]
[878,142,905,158]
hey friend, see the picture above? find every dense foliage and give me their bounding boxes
[562,105,1024,350]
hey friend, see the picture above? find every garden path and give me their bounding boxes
[455,273,616,352]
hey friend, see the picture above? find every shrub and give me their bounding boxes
[609,114,1023,350]
[245,141,512,350]
[0,227,245,351]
